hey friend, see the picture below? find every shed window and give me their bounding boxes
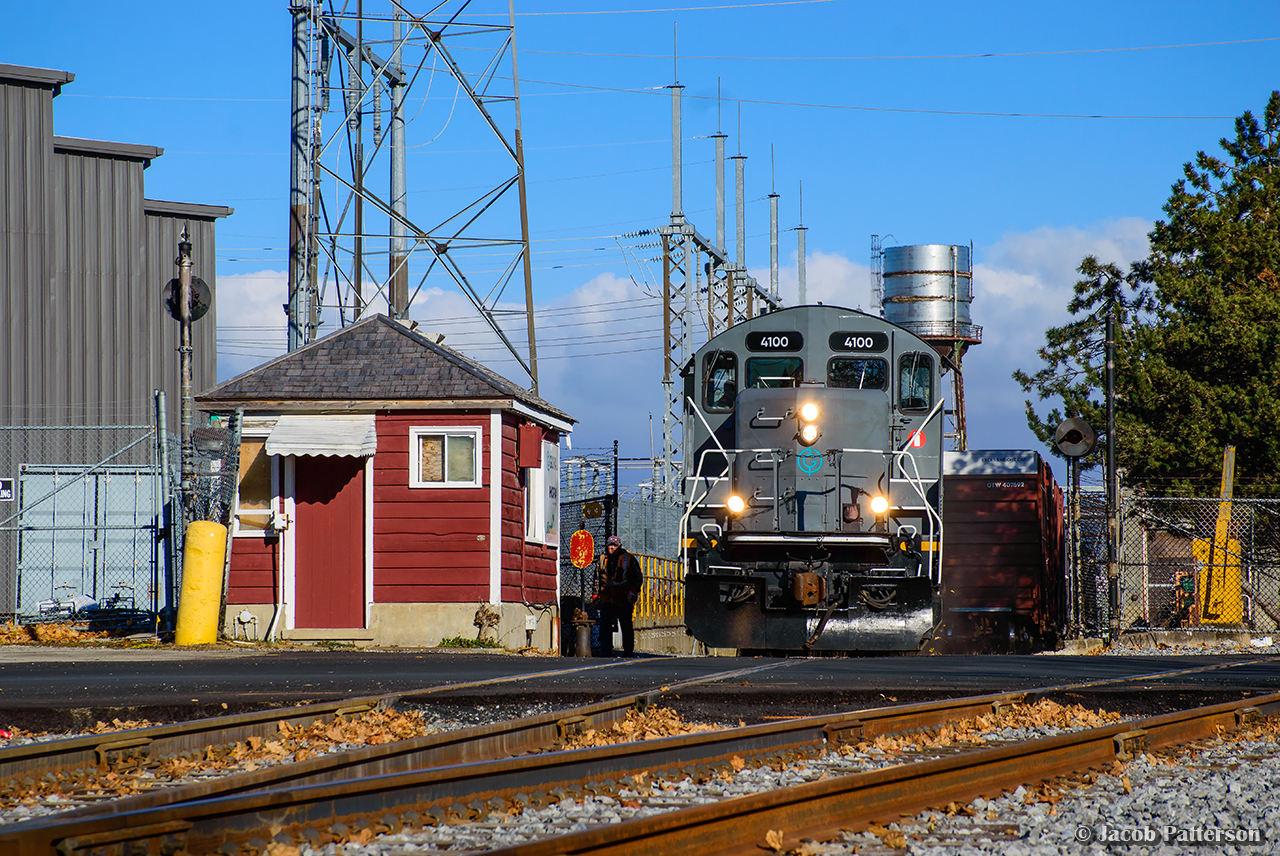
[410,427,482,488]
[746,357,803,389]
[234,438,275,535]
[828,357,887,390]
[898,353,933,410]
[703,351,738,412]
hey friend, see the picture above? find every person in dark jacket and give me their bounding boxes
[593,535,643,657]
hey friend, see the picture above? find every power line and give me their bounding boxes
[520,35,1280,61]
[520,76,1241,120]
[472,0,839,16]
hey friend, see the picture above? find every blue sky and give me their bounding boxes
[4,1,1277,486]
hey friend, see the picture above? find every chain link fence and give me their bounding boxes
[558,495,615,601]
[0,424,167,631]
[0,403,243,636]
[618,499,682,561]
[1074,494,1280,637]
[1071,491,1111,638]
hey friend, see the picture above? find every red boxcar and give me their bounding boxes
[937,450,1065,653]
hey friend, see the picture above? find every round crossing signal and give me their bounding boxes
[1053,417,1097,458]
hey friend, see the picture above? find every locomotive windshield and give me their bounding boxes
[899,353,933,410]
[746,357,803,389]
[703,350,738,411]
[828,357,887,390]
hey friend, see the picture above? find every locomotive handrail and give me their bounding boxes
[894,397,946,452]
[897,449,944,582]
[679,398,737,584]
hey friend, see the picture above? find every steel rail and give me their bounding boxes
[0,686,1096,856]
[0,657,1271,856]
[484,691,1280,856]
[0,663,794,840]
[0,659,653,785]
[0,654,1261,792]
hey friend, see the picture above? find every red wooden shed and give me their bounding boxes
[197,315,573,648]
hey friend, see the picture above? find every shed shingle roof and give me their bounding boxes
[198,315,573,423]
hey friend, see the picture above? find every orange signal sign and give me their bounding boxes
[570,530,595,569]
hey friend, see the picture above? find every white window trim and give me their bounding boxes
[525,460,546,544]
[232,433,278,538]
[409,426,484,489]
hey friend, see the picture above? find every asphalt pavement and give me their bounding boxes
[2,645,1277,731]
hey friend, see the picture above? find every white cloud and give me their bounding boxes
[215,269,288,381]
[522,272,667,460]
[759,249,873,311]
[211,220,1153,490]
[963,218,1150,469]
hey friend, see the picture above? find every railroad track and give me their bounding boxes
[0,657,1274,856]
[0,657,663,786]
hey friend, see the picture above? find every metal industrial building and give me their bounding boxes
[0,62,231,620]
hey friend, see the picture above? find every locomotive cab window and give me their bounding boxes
[828,357,887,390]
[702,351,738,412]
[746,357,803,389]
[898,353,933,410]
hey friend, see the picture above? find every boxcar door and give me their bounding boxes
[293,455,365,628]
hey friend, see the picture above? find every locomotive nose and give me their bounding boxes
[733,386,891,534]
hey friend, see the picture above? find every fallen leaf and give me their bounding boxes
[763,829,785,852]
[867,824,906,849]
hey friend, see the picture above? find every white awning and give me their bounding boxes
[264,415,377,458]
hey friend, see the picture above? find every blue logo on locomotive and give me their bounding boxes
[797,447,823,476]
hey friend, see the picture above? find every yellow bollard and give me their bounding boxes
[174,521,227,646]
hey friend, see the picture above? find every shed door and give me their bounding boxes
[294,455,364,628]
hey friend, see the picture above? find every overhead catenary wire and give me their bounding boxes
[514,35,1280,60]
[518,75,1244,120]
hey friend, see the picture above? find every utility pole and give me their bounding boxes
[288,3,309,351]
[1105,310,1119,643]
[177,227,195,523]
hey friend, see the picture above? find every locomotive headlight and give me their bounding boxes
[726,494,747,514]
[799,402,819,423]
[870,495,890,516]
[799,423,820,445]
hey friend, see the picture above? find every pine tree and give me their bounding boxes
[1011,256,1148,473]
[1016,91,1280,496]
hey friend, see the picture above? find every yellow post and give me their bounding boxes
[174,521,227,645]
[1194,446,1240,625]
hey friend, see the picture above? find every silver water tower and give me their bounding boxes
[881,243,982,449]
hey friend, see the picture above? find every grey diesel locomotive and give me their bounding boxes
[680,304,944,652]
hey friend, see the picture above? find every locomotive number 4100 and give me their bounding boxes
[828,331,889,352]
[745,331,804,351]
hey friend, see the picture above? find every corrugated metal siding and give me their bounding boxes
[49,149,149,425]
[145,211,219,432]
[940,456,1065,648]
[2,77,223,431]
[0,80,55,424]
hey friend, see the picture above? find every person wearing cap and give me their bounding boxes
[594,535,643,657]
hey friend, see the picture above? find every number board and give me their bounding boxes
[829,331,889,353]
[745,331,804,352]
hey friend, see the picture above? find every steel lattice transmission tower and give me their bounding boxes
[653,82,780,503]
[289,0,539,390]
